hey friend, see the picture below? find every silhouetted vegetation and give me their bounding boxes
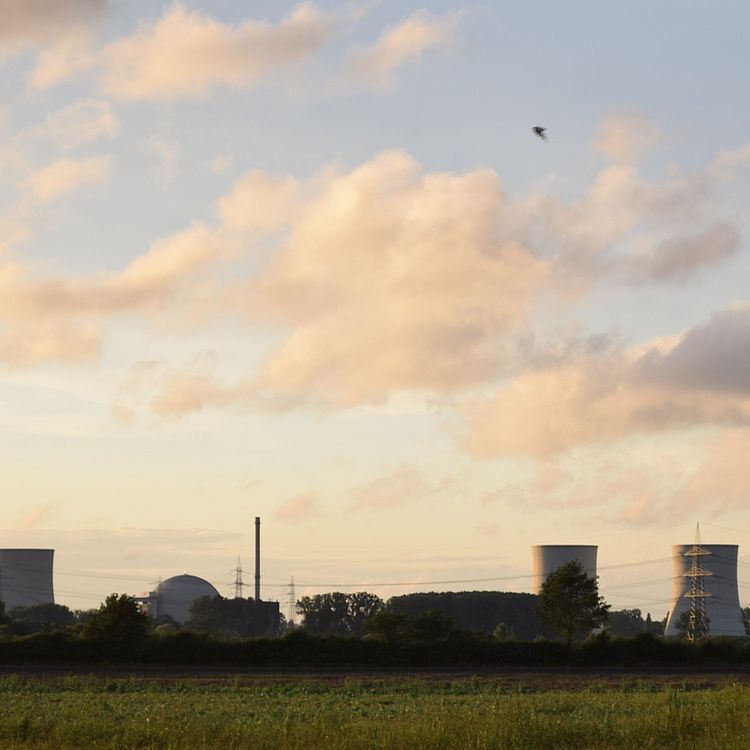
[606,608,664,637]
[536,561,609,646]
[296,591,383,635]
[388,591,543,639]
[5,603,75,635]
[1,589,748,668]
[80,594,149,657]
[1,627,750,667]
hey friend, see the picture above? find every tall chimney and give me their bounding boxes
[254,516,261,602]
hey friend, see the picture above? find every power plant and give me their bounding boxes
[531,545,598,594]
[664,543,746,638]
[1,521,747,639]
[146,574,220,624]
[0,549,55,609]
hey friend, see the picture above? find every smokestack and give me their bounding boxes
[254,516,261,602]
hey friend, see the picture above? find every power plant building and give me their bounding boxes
[0,548,55,609]
[147,574,219,625]
[664,544,745,637]
[531,545,598,594]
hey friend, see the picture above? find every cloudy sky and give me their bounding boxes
[2,0,750,615]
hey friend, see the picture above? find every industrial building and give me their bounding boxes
[664,543,745,637]
[146,574,219,625]
[0,548,55,609]
[531,545,598,594]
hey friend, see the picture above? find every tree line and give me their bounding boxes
[2,562,747,663]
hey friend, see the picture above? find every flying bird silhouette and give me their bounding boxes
[532,126,548,141]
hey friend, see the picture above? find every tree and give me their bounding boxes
[296,592,384,635]
[365,611,410,643]
[347,592,384,636]
[8,603,75,634]
[406,609,455,643]
[81,594,149,653]
[606,609,645,637]
[493,622,516,641]
[536,561,609,647]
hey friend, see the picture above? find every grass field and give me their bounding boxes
[1,673,748,749]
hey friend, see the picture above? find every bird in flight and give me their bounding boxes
[532,126,548,141]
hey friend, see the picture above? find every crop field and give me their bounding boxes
[1,672,749,749]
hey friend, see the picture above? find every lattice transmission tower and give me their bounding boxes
[233,556,245,599]
[286,577,296,627]
[685,523,711,641]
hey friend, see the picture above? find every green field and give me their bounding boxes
[1,674,748,749]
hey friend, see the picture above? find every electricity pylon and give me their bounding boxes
[685,523,711,641]
[286,577,296,627]
[233,556,245,599]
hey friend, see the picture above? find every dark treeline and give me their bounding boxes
[387,591,543,639]
[2,591,749,667]
[295,590,667,640]
[2,628,750,667]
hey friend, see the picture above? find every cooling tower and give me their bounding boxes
[531,545,598,594]
[664,544,745,637]
[0,549,55,609]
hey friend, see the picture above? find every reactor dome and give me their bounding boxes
[151,574,219,625]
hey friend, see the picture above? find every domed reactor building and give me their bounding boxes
[0,549,55,609]
[147,574,219,625]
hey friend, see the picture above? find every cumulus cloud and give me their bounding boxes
[679,430,750,513]
[16,504,56,529]
[217,170,299,233]
[70,138,744,416]
[350,465,455,509]
[30,99,118,150]
[28,29,97,89]
[274,492,320,524]
[348,10,460,89]
[210,154,234,175]
[625,222,737,283]
[465,305,750,457]
[22,154,111,202]
[0,221,227,367]
[98,3,332,100]
[595,114,659,163]
[0,0,105,59]
[635,305,750,394]
[0,320,100,367]
[246,150,549,407]
[1,136,746,384]
[476,433,750,528]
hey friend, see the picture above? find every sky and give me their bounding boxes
[2,0,750,618]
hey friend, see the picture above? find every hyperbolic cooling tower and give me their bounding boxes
[664,544,745,637]
[531,545,598,594]
[0,549,55,609]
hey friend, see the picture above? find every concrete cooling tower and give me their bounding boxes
[0,549,55,609]
[664,544,745,637]
[531,545,598,594]
[148,574,219,624]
